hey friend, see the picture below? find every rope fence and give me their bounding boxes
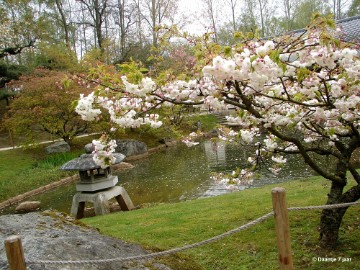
[3,187,360,270]
[288,201,360,211]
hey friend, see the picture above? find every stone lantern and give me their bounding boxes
[60,153,125,192]
[61,151,134,218]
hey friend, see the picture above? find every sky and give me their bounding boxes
[177,0,209,35]
[175,0,245,35]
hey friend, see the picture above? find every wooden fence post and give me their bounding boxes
[4,235,27,270]
[271,187,294,270]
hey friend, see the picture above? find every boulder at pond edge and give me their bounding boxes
[115,139,147,156]
[45,141,70,154]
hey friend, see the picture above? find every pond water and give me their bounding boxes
[3,141,315,214]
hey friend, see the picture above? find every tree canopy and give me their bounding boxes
[4,69,94,144]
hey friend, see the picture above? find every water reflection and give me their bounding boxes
[4,141,315,214]
[117,141,314,206]
[204,141,226,166]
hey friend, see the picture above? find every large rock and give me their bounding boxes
[115,139,147,156]
[45,141,70,154]
[15,201,41,213]
[0,212,174,270]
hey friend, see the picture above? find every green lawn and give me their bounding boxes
[0,148,78,202]
[84,176,359,270]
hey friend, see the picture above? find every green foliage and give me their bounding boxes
[33,43,81,72]
[223,46,232,57]
[3,69,93,144]
[291,1,332,30]
[81,48,104,65]
[35,151,82,169]
[184,114,218,133]
[217,23,242,46]
[117,60,147,84]
[115,43,154,68]
[347,0,360,16]
[296,67,311,83]
[0,61,29,88]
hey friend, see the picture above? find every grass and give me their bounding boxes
[0,134,103,201]
[0,148,80,202]
[83,176,359,270]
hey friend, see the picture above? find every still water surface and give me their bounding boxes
[8,141,315,213]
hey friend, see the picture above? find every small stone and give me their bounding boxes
[84,143,94,153]
[158,138,176,146]
[15,201,41,213]
[111,162,135,171]
[206,129,219,138]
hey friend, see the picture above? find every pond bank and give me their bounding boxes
[0,141,179,212]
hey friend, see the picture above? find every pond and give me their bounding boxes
[3,141,315,214]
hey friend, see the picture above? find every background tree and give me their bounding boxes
[135,0,178,48]
[238,0,258,34]
[112,0,136,62]
[280,0,300,31]
[257,0,271,37]
[225,0,238,33]
[47,0,77,53]
[347,0,360,16]
[201,0,222,43]
[4,69,93,145]
[76,0,109,58]
[333,0,352,19]
[291,0,332,30]
[0,6,35,107]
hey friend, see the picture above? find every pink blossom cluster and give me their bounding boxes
[92,136,117,169]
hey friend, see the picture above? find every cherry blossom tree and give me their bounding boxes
[75,16,359,249]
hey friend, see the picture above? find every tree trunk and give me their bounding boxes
[63,136,73,147]
[319,180,349,249]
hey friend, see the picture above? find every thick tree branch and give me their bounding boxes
[0,39,36,59]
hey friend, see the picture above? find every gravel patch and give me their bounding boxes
[0,211,172,270]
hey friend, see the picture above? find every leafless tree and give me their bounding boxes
[202,0,223,42]
[135,0,178,47]
[225,0,238,32]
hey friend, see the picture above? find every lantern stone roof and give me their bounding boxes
[60,153,126,171]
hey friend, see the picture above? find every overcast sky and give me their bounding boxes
[177,0,211,35]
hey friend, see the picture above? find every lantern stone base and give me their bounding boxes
[70,186,135,219]
[76,175,118,192]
